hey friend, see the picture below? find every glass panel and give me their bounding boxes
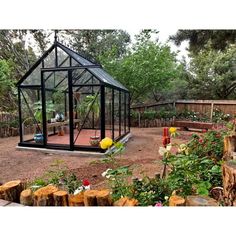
[43,48,55,68]
[114,90,120,139]
[20,88,43,145]
[22,62,42,86]
[73,84,101,147]
[126,93,130,132]
[57,47,70,67]
[44,71,70,146]
[105,87,113,139]
[121,92,125,135]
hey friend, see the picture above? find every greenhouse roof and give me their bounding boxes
[17,40,128,92]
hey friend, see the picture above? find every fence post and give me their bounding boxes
[210,102,214,122]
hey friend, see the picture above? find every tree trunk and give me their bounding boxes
[20,189,33,206]
[185,195,219,206]
[84,190,99,206]
[33,185,58,206]
[0,180,25,203]
[96,189,112,206]
[223,135,236,161]
[69,193,84,206]
[169,195,185,206]
[222,161,236,206]
[113,197,138,206]
[53,191,69,206]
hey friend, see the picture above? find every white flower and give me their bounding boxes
[74,186,83,195]
[164,196,169,201]
[84,185,90,190]
[101,168,112,177]
[158,144,172,156]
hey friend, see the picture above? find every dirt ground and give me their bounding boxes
[0,127,193,187]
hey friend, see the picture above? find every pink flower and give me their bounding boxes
[155,202,163,207]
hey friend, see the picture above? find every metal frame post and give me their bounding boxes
[100,85,105,140]
[68,70,74,150]
[112,89,114,140]
[18,87,23,143]
[41,71,47,147]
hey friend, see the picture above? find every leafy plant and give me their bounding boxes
[28,159,81,194]
[33,100,55,123]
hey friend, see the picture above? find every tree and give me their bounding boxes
[170,30,236,53]
[67,30,131,62]
[186,43,236,99]
[99,30,182,104]
[0,60,16,111]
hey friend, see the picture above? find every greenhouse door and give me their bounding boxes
[42,69,74,150]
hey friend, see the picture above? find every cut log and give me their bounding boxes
[20,189,33,206]
[33,185,58,206]
[185,195,219,206]
[69,193,84,206]
[84,190,99,206]
[53,191,69,206]
[169,195,185,206]
[0,180,24,203]
[113,197,138,206]
[96,189,112,206]
[223,136,236,161]
[222,161,236,205]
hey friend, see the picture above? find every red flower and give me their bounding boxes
[202,129,207,133]
[82,179,90,186]
[199,139,203,143]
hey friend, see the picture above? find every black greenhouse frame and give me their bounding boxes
[16,38,130,152]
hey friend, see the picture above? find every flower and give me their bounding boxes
[202,129,207,133]
[199,139,203,143]
[100,137,113,149]
[82,179,90,186]
[178,144,189,155]
[169,127,177,134]
[158,144,172,156]
[164,196,169,201]
[74,186,83,195]
[101,168,112,178]
[155,202,163,207]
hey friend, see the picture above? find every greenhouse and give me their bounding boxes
[16,37,130,152]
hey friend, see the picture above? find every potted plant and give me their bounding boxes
[77,94,100,146]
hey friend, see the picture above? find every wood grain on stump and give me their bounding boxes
[96,189,112,206]
[53,191,69,206]
[33,185,58,206]
[69,193,84,206]
[20,189,33,206]
[223,136,236,161]
[0,180,24,203]
[186,195,219,206]
[113,197,138,206]
[169,195,185,206]
[222,161,236,205]
[84,190,99,206]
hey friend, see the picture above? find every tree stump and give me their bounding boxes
[84,190,99,206]
[185,195,219,206]
[20,189,33,206]
[0,180,24,203]
[96,189,112,206]
[169,195,185,206]
[222,161,236,205]
[53,191,69,206]
[33,185,58,206]
[223,135,236,161]
[69,193,84,206]
[113,197,138,206]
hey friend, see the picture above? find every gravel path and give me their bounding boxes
[0,127,193,186]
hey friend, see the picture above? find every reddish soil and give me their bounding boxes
[0,127,194,188]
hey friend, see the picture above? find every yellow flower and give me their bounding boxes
[100,137,113,149]
[169,127,177,134]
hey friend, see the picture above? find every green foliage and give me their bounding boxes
[99,30,183,104]
[170,30,236,53]
[165,153,222,197]
[29,160,81,194]
[187,130,226,161]
[33,100,55,123]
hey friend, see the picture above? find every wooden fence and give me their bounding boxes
[131,100,236,127]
